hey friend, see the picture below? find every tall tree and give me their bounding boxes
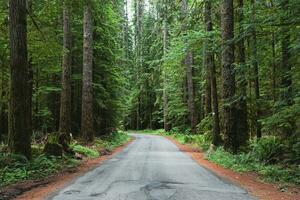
[81,1,94,141]
[204,0,212,117]
[181,0,197,134]
[8,0,32,159]
[221,0,237,152]
[280,0,293,136]
[59,0,72,134]
[204,0,221,146]
[236,0,248,145]
[162,0,170,132]
[134,0,143,130]
[250,0,261,138]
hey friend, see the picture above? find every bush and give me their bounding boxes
[249,136,284,164]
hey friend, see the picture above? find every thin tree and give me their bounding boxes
[204,0,221,146]
[181,0,197,134]
[220,0,237,152]
[59,0,72,134]
[134,0,143,130]
[250,0,261,138]
[8,0,32,159]
[162,0,170,132]
[81,0,94,141]
[236,0,248,145]
[280,0,293,136]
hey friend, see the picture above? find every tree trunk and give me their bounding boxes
[280,0,292,105]
[251,0,261,139]
[280,0,293,136]
[135,0,143,130]
[8,0,32,159]
[204,0,221,146]
[271,31,276,102]
[221,0,237,152]
[0,56,8,141]
[181,0,197,134]
[236,0,249,146]
[81,2,94,141]
[163,0,170,132]
[185,52,197,134]
[59,1,72,134]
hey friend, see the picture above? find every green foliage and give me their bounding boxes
[164,130,211,151]
[206,140,300,185]
[0,153,78,187]
[196,115,213,135]
[130,129,164,135]
[0,131,129,187]
[96,131,131,151]
[248,136,284,164]
[72,145,99,158]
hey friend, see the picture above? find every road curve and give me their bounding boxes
[47,134,255,200]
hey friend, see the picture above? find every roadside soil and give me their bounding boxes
[0,140,133,200]
[166,136,300,200]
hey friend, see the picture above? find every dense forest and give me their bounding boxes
[0,0,300,192]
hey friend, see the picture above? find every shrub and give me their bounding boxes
[249,136,284,164]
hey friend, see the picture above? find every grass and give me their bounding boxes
[0,131,130,187]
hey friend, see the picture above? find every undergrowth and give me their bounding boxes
[207,147,300,185]
[0,131,130,187]
[0,153,79,187]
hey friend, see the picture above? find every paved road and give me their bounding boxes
[48,134,255,200]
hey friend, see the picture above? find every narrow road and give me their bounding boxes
[48,134,255,200]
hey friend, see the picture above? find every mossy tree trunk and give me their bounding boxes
[59,0,72,135]
[204,0,221,146]
[81,1,94,142]
[8,0,32,159]
[221,0,237,152]
[236,0,249,146]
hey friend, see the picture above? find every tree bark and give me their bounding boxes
[163,0,170,132]
[271,31,276,102]
[250,0,261,139]
[59,1,72,134]
[81,1,94,141]
[280,0,293,136]
[135,0,143,130]
[280,0,292,105]
[181,0,197,134]
[236,0,249,146]
[204,0,221,146]
[8,0,32,159]
[221,0,237,152]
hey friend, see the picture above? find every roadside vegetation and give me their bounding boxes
[133,129,300,186]
[0,131,130,187]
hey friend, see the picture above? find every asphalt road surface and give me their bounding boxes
[47,134,255,200]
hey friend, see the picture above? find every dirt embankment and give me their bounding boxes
[167,136,300,200]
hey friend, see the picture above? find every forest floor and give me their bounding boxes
[0,138,133,200]
[167,136,300,200]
